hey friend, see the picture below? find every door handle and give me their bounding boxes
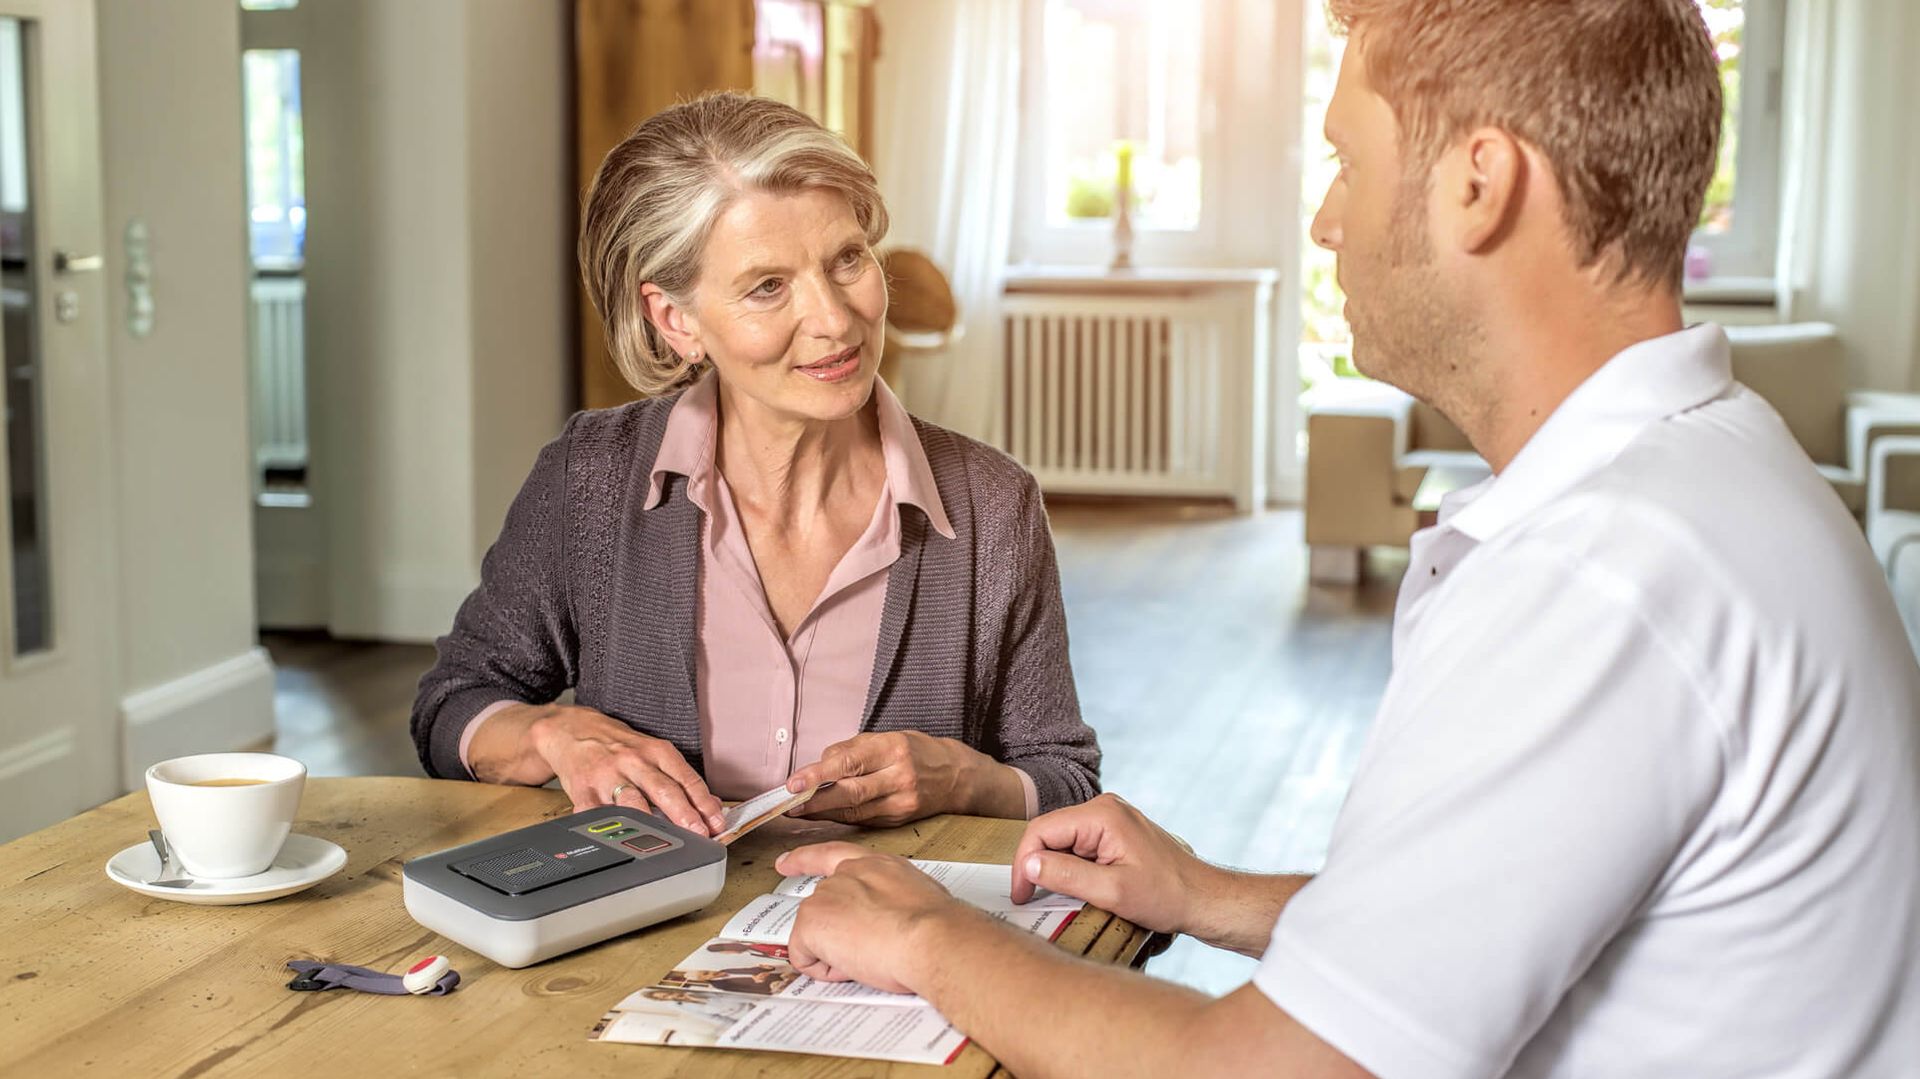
[53,250,104,274]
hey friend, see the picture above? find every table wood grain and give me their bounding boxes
[0,777,1147,1077]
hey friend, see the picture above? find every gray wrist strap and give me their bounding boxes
[286,960,460,996]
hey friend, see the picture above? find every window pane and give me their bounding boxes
[240,0,299,11]
[0,16,52,655]
[243,49,305,269]
[1298,2,1354,394]
[1698,0,1744,235]
[1042,0,1204,230]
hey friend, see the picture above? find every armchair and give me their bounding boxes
[1725,322,1920,517]
[1867,435,1920,647]
[1302,380,1486,583]
[1300,323,1920,586]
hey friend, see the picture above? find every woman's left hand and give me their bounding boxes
[786,731,1027,826]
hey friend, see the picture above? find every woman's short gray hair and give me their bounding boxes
[579,92,890,398]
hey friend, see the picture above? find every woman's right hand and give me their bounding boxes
[472,703,727,836]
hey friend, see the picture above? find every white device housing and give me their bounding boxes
[403,859,725,969]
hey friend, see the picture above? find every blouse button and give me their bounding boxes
[775,728,789,744]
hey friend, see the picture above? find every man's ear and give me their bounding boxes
[640,283,701,360]
[1442,126,1526,255]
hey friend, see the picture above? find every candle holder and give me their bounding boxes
[1111,142,1134,271]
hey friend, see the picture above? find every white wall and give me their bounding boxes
[270,0,570,643]
[96,0,275,782]
[465,1,575,551]
[303,0,479,641]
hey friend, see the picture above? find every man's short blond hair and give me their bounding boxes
[579,92,890,398]
[1328,0,1722,290]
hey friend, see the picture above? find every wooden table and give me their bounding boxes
[1,777,1148,1077]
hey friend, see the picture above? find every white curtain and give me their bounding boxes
[1775,0,1920,391]
[871,0,1022,442]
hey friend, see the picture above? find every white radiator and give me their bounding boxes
[999,276,1273,510]
[248,274,308,472]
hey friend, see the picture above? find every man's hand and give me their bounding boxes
[776,842,974,995]
[1010,792,1213,937]
[786,731,1024,825]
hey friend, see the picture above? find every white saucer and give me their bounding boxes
[105,833,347,906]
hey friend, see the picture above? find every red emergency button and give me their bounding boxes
[403,955,450,994]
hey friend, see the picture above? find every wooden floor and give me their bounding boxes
[262,500,1405,996]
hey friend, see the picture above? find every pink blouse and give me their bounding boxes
[461,374,1039,816]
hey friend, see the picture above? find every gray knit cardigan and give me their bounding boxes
[410,392,1101,813]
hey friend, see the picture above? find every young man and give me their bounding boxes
[776,1,1920,1075]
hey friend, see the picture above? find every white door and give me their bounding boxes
[0,0,120,842]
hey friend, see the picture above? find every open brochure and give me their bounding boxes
[593,859,1086,1064]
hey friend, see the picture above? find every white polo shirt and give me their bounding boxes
[1255,325,1920,1077]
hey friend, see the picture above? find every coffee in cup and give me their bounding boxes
[145,752,307,878]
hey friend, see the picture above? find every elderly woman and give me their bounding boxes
[410,93,1098,837]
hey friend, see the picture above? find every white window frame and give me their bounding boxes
[1689,0,1785,288]
[1009,0,1230,267]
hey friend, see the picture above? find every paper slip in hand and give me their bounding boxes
[714,782,828,845]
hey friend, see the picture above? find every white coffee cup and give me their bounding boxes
[145,752,307,878]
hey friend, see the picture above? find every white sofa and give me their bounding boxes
[1301,322,1920,583]
[1868,436,1920,649]
[1723,323,1920,517]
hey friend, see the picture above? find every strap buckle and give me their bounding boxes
[285,967,336,992]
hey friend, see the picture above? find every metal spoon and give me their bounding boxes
[145,829,195,888]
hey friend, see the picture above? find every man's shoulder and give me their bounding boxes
[1459,387,1916,732]
[1498,388,1856,602]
